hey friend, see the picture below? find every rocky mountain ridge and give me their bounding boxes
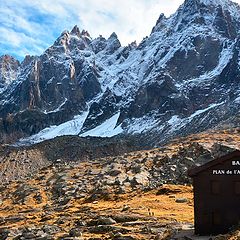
[0,0,240,146]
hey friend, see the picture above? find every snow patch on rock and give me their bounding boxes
[80,112,123,137]
[17,110,89,145]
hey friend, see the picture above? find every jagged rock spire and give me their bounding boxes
[109,32,118,39]
[70,25,81,36]
[152,13,167,33]
[81,30,91,38]
[70,26,91,40]
[105,32,121,54]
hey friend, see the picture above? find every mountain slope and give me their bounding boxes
[0,0,240,145]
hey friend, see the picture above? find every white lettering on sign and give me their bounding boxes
[212,169,240,175]
[234,170,240,174]
[232,161,240,166]
[213,170,225,175]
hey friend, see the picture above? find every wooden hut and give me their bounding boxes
[188,150,240,235]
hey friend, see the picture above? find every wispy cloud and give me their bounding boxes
[1,0,240,60]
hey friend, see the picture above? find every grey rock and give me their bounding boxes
[97,216,117,225]
[0,229,10,240]
[69,228,82,237]
[175,198,188,203]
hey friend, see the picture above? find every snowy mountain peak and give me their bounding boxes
[70,27,91,39]
[55,27,91,46]
[181,0,240,13]
[184,0,230,6]
[54,30,70,46]
[1,0,240,146]
[182,0,200,8]
[150,0,240,37]
[198,0,232,5]
[0,55,19,64]
[21,55,35,67]
[0,55,20,90]
[182,0,240,18]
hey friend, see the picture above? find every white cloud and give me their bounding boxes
[0,28,47,55]
[1,0,240,59]
[45,0,185,45]
[43,0,240,45]
[0,0,185,59]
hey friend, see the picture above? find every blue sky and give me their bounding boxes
[1,0,239,61]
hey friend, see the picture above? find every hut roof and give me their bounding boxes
[188,150,240,177]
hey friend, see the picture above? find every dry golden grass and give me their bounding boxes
[0,182,193,239]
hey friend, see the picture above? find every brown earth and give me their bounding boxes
[0,179,193,239]
[0,128,240,239]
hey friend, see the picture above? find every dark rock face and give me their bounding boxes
[218,37,240,85]
[0,29,102,138]
[81,88,119,132]
[214,6,237,39]
[90,36,108,54]
[128,76,186,118]
[1,0,240,145]
[166,36,222,81]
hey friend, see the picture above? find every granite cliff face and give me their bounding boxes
[0,0,240,145]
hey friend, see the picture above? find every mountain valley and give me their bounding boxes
[1,0,240,239]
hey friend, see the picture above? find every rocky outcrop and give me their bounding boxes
[0,134,140,182]
[1,0,240,145]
